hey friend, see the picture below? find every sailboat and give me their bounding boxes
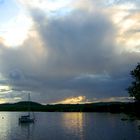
[19,93,35,123]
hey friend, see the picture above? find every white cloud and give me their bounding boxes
[1,12,32,47]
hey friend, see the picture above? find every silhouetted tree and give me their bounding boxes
[127,63,140,101]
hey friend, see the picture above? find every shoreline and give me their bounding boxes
[0,101,139,117]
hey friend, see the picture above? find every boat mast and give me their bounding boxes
[28,93,31,117]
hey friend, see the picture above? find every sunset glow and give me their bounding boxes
[0,85,11,93]
[55,96,86,104]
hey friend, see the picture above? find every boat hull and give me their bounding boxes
[19,115,34,123]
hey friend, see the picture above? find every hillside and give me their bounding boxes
[0,101,139,117]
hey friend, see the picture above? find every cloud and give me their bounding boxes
[0,96,22,104]
[87,96,135,103]
[0,0,140,103]
[53,96,86,104]
[52,96,134,104]
[31,9,117,76]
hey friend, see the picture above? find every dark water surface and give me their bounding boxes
[0,112,139,140]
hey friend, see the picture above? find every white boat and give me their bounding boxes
[19,115,34,123]
[19,93,35,123]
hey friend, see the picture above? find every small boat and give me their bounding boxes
[19,115,34,123]
[19,93,35,123]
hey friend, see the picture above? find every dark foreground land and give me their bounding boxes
[0,101,140,118]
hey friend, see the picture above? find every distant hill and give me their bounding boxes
[14,101,42,106]
[0,101,139,117]
[0,101,43,111]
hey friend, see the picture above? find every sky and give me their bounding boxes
[0,0,140,104]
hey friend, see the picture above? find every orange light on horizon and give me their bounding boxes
[54,96,86,104]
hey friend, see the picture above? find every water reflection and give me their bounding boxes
[19,123,34,140]
[62,113,84,140]
[0,112,139,140]
[0,112,12,140]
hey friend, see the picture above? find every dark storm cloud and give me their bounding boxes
[31,9,117,76]
[30,8,140,77]
[0,5,140,103]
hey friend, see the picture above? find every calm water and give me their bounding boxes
[0,112,139,140]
